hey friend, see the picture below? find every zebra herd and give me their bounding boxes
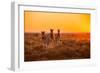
[41,29,62,48]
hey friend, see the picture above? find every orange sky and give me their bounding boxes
[24,11,90,33]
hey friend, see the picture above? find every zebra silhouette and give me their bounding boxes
[41,32,51,48]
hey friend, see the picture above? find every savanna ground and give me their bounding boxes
[24,33,90,61]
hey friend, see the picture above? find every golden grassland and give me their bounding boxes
[24,33,90,61]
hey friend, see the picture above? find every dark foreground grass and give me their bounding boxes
[24,33,90,61]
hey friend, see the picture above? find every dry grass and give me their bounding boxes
[24,33,90,61]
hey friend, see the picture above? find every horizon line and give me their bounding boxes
[24,32,90,33]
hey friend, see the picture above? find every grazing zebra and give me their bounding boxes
[41,32,51,48]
